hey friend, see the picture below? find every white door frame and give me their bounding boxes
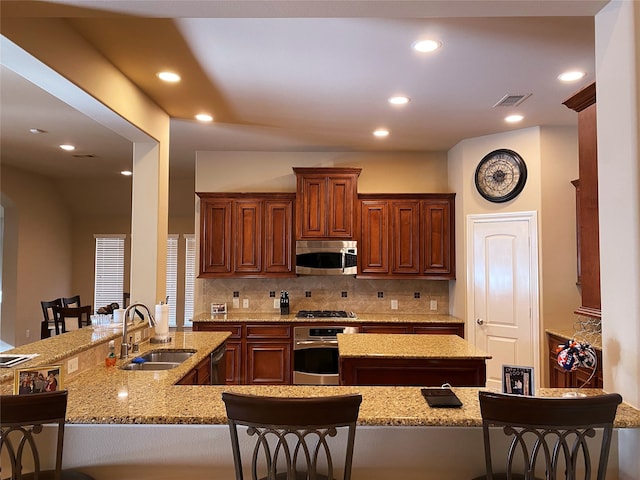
[466,211,541,390]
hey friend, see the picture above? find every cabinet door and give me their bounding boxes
[422,199,454,277]
[391,201,420,274]
[359,324,411,334]
[327,175,357,238]
[549,362,574,388]
[264,199,294,273]
[176,368,198,385]
[359,200,390,274]
[199,199,232,275]
[224,341,242,384]
[413,324,464,337]
[246,342,291,384]
[234,200,262,273]
[297,175,327,238]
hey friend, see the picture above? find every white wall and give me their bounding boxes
[596,1,640,476]
[58,423,618,480]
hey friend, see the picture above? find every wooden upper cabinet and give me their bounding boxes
[422,198,454,278]
[199,197,232,275]
[264,199,294,273]
[358,194,455,279]
[235,200,262,274]
[391,200,421,275]
[359,200,390,274]
[563,82,600,318]
[293,167,361,239]
[197,193,295,278]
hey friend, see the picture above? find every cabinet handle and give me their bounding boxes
[476,318,484,325]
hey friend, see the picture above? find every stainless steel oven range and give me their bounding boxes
[293,311,358,385]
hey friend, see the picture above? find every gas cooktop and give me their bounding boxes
[295,310,357,319]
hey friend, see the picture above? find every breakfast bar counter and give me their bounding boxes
[1,329,638,480]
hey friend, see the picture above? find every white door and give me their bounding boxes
[467,212,540,391]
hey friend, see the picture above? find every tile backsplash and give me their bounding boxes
[195,277,450,315]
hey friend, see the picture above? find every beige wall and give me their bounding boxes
[448,125,580,385]
[1,166,73,346]
[195,151,448,193]
[0,164,194,348]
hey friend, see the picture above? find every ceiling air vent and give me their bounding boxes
[72,154,96,158]
[493,93,532,108]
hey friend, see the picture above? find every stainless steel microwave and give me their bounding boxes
[295,240,357,275]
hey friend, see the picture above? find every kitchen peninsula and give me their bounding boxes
[338,333,491,386]
[0,328,638,480]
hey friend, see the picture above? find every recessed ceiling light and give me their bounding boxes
[373,129,390,138]
[505,115,524,123]
[558,71,586,82]
[121,170,133,176]
[388,96,411,105]
[412,39,441,53]
[59,144,76,151]
[156,71,181,83]
[195,113,214,122]
[29,128,47,134]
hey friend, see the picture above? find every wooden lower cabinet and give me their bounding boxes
[359,324,411,334]
[192,322,291,385]
[224,341,242,384]
[176,345,227,385]
[339,357,486,387]
[360,323,463,337]
[547,333,602,388]
[246,342,291,384]
[193,321,464,385]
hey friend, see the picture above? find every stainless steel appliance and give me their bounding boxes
[295,240,357,275]
[293,311,358,385]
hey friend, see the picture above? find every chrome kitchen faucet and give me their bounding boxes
[120,303,156,359]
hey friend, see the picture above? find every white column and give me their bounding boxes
[130,141,169,307]
[596,1,640,477]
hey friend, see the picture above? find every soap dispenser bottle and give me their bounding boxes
[105,340,116,367]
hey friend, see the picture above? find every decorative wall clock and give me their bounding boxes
[474,149,527,203]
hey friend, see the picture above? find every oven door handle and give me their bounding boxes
[294,340,338,348]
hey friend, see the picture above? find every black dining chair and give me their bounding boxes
[1,390,95,480]
[473,391,622,480]
[53,305,92,335]
[62,295,81,308]
[41,298,62,338]
[222,392,362,480]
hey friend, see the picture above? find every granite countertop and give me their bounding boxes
[55,380,640,429]
[2,328,638,429]
[337,333,492,359]
[546,328,602,350]
[191,312,463,324]
[0,322,146,384]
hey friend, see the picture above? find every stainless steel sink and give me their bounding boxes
[120,349,196,371]
[136,349,196,363]
[121,361,181,371]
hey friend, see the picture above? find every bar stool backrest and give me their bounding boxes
[222,392,362,480]
[475,391,622,480]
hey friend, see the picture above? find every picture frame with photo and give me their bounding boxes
[502,364,534,396]
[14,365,63,395]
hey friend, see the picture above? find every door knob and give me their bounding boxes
[476,318,484,325]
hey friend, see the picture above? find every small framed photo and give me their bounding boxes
[502,365,534,396]
[14,365,63,395]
